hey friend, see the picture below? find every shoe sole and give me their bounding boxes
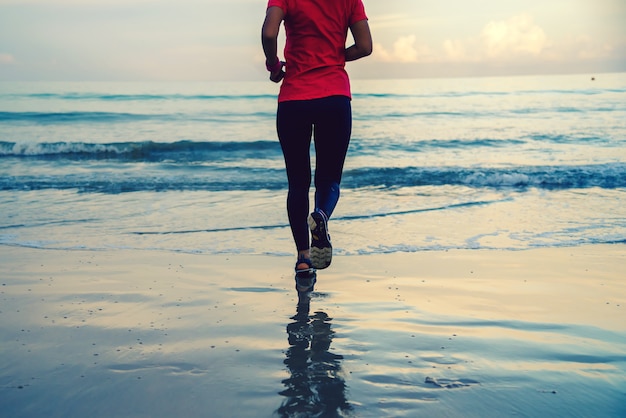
[308,212,332,269]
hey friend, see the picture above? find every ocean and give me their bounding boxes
[1,73,626,418]
[1,73,625,257]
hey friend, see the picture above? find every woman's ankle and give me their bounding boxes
[296,250,311,269]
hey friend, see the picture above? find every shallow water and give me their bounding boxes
[1,249,624,417]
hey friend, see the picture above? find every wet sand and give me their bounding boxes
[1,246,625,417]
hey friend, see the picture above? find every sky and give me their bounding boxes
[0,0,624,81]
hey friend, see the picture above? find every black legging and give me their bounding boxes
[277,95,352,251]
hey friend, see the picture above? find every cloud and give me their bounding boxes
[480,14,548,58]
[374,14,549,64]
[442,39,468,62]
[374,35,433,63]
[0,53,15,64]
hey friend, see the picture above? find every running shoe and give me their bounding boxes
[308,209,332,269]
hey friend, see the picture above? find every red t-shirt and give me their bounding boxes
[267,0,368,102]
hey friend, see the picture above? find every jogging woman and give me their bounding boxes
[262,0,372,279]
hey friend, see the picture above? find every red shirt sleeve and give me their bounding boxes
[350,0,368,25]
[267,0,286,12]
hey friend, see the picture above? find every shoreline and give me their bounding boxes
[1,245,625,417]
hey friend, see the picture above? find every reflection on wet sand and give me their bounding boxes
[277,290,351,417]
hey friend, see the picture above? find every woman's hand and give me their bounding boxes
[269,61,286,83]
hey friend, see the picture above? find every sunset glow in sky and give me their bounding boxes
[0,0,624,81]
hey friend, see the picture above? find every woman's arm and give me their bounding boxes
[262,6,285,81]
[346,19,373,62]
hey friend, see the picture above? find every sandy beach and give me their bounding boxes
[1,245,624,417]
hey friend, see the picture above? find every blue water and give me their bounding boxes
[1,73,625,254]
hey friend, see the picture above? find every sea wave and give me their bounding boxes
[2,85,622,103]
[0,110,274,124]
[3,135,619,162]
[1,163,623,193]
[352,87,626,100]
[0,140,282,161]
[345,164,626,190]
[0,111,156,123]
[4,92,277,101]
